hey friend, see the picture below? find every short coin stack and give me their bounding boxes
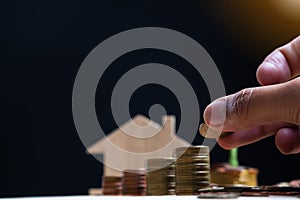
[211,163,259,186]
[122,169,147,196]
[174,146,211,195]
[146,158,176,195]
[102,176,123,195]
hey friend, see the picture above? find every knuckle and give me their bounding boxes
[229,88,253,120]
[264,49,283,66]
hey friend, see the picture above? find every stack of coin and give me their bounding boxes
[146,157,176,195]
[122,169,147,196]
[102,176,123,195]
[174,146,211,195]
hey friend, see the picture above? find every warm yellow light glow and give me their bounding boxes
[272,0,300,19]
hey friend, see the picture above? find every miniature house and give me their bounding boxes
[87,115,189,176]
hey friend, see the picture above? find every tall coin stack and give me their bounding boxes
[174,146,211,195]
[102,176,123,195]
[122,169,147,196]
[146,158,176,195]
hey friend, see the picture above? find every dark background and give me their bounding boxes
[1,0,300,197]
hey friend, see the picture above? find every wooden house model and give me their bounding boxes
[87,115,189,176]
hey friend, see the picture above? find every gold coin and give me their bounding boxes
[199,123,223,138]
[199,123,234,139]
[174,146,209,156]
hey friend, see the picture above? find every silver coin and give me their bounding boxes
[198,192,240,199]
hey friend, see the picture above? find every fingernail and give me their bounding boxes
[204,98,227,127]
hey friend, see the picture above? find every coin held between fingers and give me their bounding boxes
[199,123,232,139]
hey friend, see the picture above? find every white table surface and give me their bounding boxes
[1,195,299,200]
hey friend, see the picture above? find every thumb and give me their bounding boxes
[204,77,300,131]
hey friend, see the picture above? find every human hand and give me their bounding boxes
[203,36,300,154]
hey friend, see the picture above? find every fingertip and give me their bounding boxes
[257,51,292,85]
[203,99,227,127]
[256,62,282,85]
[217,139,235,150]
[217,135,237,150]
[203,105,211,125]
[275,128,300,155]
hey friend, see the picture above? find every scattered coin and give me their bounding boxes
[198,192,240,199]
[261,186,300,196]
[290,180,300,187]
[240,191,269,196]
[198,185,300,197]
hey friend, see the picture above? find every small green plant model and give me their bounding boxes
[229,148,239,167]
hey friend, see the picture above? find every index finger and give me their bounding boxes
[257,35,300,85]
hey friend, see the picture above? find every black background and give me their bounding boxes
[1,0,300,197]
